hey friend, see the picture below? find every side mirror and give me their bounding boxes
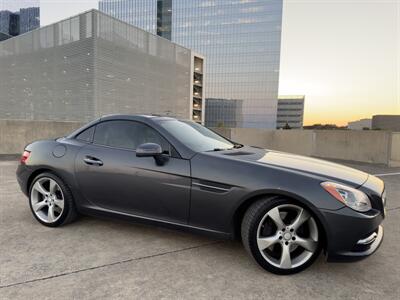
[136,143,167,166]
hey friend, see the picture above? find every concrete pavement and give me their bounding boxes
[0,160,399,299]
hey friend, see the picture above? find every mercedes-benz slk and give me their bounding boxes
[16,115,386,274]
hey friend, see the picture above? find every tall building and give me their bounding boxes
[0,4,40,38]
[0,10,11,34]
[19,7,40,34]
[276,96,305,129]
[8,13,20,36]
[205,98,243,128]
[0,10,204,123]
[99,0,283,128]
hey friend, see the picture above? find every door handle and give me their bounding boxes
[84,156,103,166]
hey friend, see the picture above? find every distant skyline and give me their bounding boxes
[2,0,399,126]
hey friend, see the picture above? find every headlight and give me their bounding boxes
[321,182,371,212]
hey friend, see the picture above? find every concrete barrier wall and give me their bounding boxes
[313,130,392,164]
[213,127,399,166]
[0,120,398,167]
[232,129,315,156]
[390,133,400,167]
[0,120,84,155]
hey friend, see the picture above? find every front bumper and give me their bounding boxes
[320,206,385,262]
[328,225,384,262]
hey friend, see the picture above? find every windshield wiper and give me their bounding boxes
[233,143,244,149]
[207,144,242,152]
[211,148,227,151]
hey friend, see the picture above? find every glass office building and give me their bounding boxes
[0,1,40,37]
[19,7,40,34]
[99,0,158,34]
[99,0,283,128]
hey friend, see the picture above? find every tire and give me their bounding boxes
[29,172,78,227]
[241,196,322,275]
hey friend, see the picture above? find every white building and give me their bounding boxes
[0,10,205,123]
[277,96,305,129]
[347,119,372,130]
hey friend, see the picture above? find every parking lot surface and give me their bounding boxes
[0,160,399,299]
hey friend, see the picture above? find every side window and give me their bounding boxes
[93,120,170,153]
[76,126,95,143]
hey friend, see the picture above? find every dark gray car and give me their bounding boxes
[16,115,386,274]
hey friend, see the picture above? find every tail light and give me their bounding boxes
[20,150,31,164]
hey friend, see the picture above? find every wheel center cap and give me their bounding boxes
[283,232,292,240]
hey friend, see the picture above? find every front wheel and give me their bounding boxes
[29,172,78,227]
[241,197,322,275]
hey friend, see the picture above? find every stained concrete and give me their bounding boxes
[0,160,399,299]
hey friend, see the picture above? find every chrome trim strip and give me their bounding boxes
[339,226,384,257]
[192,182,230,192]
[357,232,378,245]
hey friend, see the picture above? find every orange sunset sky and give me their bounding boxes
[279,0,399,126]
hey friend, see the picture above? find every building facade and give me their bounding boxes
[372,115,400,131]
[19,7,40,34]
[347,118,372,130]
[205,98,243,128]
[0,10,204,123]
[8,12,20,36]
[99,0,283,129]
[276,96,305,129]
[0,10,11,34]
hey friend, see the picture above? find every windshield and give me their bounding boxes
[159,120,235,152]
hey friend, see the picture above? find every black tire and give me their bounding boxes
[241,196,322,275]
[29,172,78,227]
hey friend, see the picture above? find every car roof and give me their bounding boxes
[99,114,178,123]
[66,114,197,159]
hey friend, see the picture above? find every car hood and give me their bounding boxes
[222,147,369,187]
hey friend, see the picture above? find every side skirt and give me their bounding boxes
[79,206,234,240]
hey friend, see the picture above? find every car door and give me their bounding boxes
[74,120,191,224]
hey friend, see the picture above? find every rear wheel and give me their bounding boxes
[241,197,321,275]
[29,172,78,227]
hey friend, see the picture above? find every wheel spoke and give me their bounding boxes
[267,207,286,229]
[291,208,310,231]
[48,206,55,222]
[257,233,280,251]
[294,237,317,252]
[49,180,58,194]
[32,200,47,212]
[33,181,48,196]
[279,244,292,269]
[54,199,64,210]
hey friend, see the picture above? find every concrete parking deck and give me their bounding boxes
[0,160,399,299]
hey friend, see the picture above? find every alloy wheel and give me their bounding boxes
[256,204,319,270]
[30,177,65,223]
